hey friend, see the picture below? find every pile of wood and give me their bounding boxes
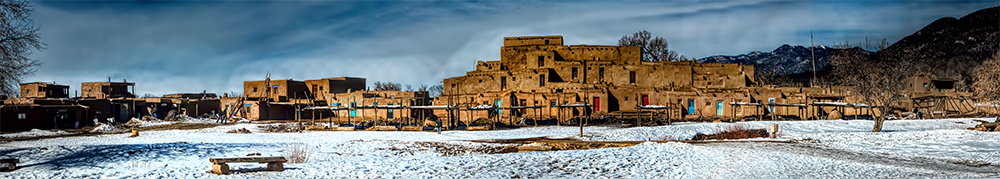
[226,128,252,133]
[258,124,300,133]
[968,119,1000,132]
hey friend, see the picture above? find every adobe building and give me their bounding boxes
[304,77,366,100]
[233,77,352,121]
[435,35,761,125]
[325,90,431,123]
[19,82,70,98]
[244,79,310,101]
[163,93,218,99]
[901,73,976,118]
[433,35,910,125]
[81,81,136,99]
[1,82,88,131]
[0,104,88,131]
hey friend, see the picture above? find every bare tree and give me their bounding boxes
[418,84,429,92]
[619,30,686,62]
[754,66,797,87]
[830,38,909,132]
[0,0,44,96]
[429,84,444,97]
[973,51,1000,122]
[404,84,413,92]
[373,81,402,91]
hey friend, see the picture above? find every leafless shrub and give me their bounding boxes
[284,142,310,164]
[973,51,1000,121]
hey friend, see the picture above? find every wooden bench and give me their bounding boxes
[0,159,18,171]
[209,157,286,174]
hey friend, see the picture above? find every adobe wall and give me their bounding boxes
[243,80,309,101]
[503,36,563,46]
[19,83,41,98]
[0,105,87,131]
[81,82,104,98]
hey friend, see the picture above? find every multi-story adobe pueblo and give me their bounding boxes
[433,35,978,126]
[437,36,761,126]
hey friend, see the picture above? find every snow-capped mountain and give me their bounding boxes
[696,44,837,75]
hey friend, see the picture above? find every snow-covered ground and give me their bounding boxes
[1,118,998,178]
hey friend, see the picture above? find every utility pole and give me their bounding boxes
[811,31,817,87]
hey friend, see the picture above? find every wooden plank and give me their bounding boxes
[467,126,490,131]
[210,157,286,164]
[0,159,17,163]
[368,126,398,131]
[400,126,423,131]
[332,127,355,131]
[305,125,327,131]
[517,145,552,152]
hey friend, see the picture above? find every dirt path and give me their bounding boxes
[698,142,1000,174]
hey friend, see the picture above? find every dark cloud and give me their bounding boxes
[21,1,998,96]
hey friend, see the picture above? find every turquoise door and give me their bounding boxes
[350,110,356,117]
[494,99,502,115]
[717,101,724,116]
[688,99,695,115]
[388,103,394,119]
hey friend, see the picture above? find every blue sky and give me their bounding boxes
[22,0,998,96]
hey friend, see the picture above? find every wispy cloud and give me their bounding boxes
[23,1,998,96]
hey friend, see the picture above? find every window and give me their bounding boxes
[253,87,258,92]
[572,67,578,79]
[350,102,356,108]
[629,71,636,84]
[599,68,605,81]
[319,86,323,91]
[540,75,546,87]
[26,89,29,94]
[545,39,549,44]
[538,56,544,67]
[18,113,26,119]
[501,77,507,90]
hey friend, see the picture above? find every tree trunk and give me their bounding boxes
[872,106,886,132]
[872,116,884,132]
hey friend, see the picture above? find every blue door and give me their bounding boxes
[494,99,501,115]
[350,110,356,117]
[767,98,775,113]
[688,99,695,115]
[717,101,724,116]
[387,103,394,119]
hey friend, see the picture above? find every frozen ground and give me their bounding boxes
[0,118,998,178]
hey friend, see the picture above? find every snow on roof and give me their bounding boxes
[468,105,496,110]
[410,105,456,109]
[638,105,667,109]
